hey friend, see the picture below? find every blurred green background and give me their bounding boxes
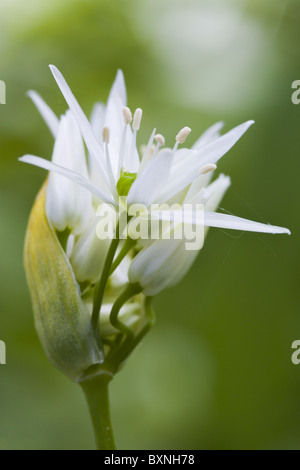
[0,0,299,450]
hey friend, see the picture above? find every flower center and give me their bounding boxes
[116,168,137,196]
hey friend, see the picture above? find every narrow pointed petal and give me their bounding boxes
[88,103,110,193]
[45,111,93,233]
[109,69,127,106]
[157,121,254,203]
[103,69,140,176]
[203,174,231,210]
[127,149,174,207]
[204,211,291,234]
[28,90,59,138]
[103,70,127,177]
[150,208,291,235]
[192,121,224,149]
[201,174,231,238]
[149,208,203,225]
[90,102,106,144]
[49,65,109,187]
[123,129,141,174]
[19,155,116,206]
[185,172,215,202]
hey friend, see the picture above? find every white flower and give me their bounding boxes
[20,66,290,295]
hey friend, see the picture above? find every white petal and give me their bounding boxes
[157,121,254,202]
[129,207,290,296]
[151,208,291,235]
[45,112,93,233]
[88,103,110,194]
[204,211,291,235]
[166,249,199,289]
[185,173,214,202]
[49,65,109,188]
[90,102,106,144]
[103,70,127,177]
[19,155,116,206]
[195,174,231,238]
[192,121,224,149]
[149,208,202,224]
[28,90,59,138]
[203,174,231,210]
[123,128,141,174]
[109,70,127,107]
[127,149,174,207]
[102,70,140,176]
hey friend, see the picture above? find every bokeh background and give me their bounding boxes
[0,0,299,450]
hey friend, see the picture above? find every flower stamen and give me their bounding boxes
[138,128,156,174]
[132,108,143,131]
[173,126,191,151]
[118,107,133,177]
[103,126,117,193]
[199,163,217,175]
[152,133,165,158]
[123,106,132,125]
[130,108,143,163]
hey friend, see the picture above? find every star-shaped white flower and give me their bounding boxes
[20,66,290,294]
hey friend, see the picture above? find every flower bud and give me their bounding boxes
[70,214,110,284]
[24,183,103,382]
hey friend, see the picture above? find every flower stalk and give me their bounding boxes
[91,226,120,335]
[80,374,116,450]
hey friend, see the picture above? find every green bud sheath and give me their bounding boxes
[24,182,102,382]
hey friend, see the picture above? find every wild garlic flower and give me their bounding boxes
[21,66,290,380]
[21,66,290,291]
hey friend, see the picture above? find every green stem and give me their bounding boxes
[91,227,120,334]
[80,374,116,450]
[106,287,154,371]
[128,296,155,352]
[109,283,143,338]
[110,237,136,274]
[108,296,155,368]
